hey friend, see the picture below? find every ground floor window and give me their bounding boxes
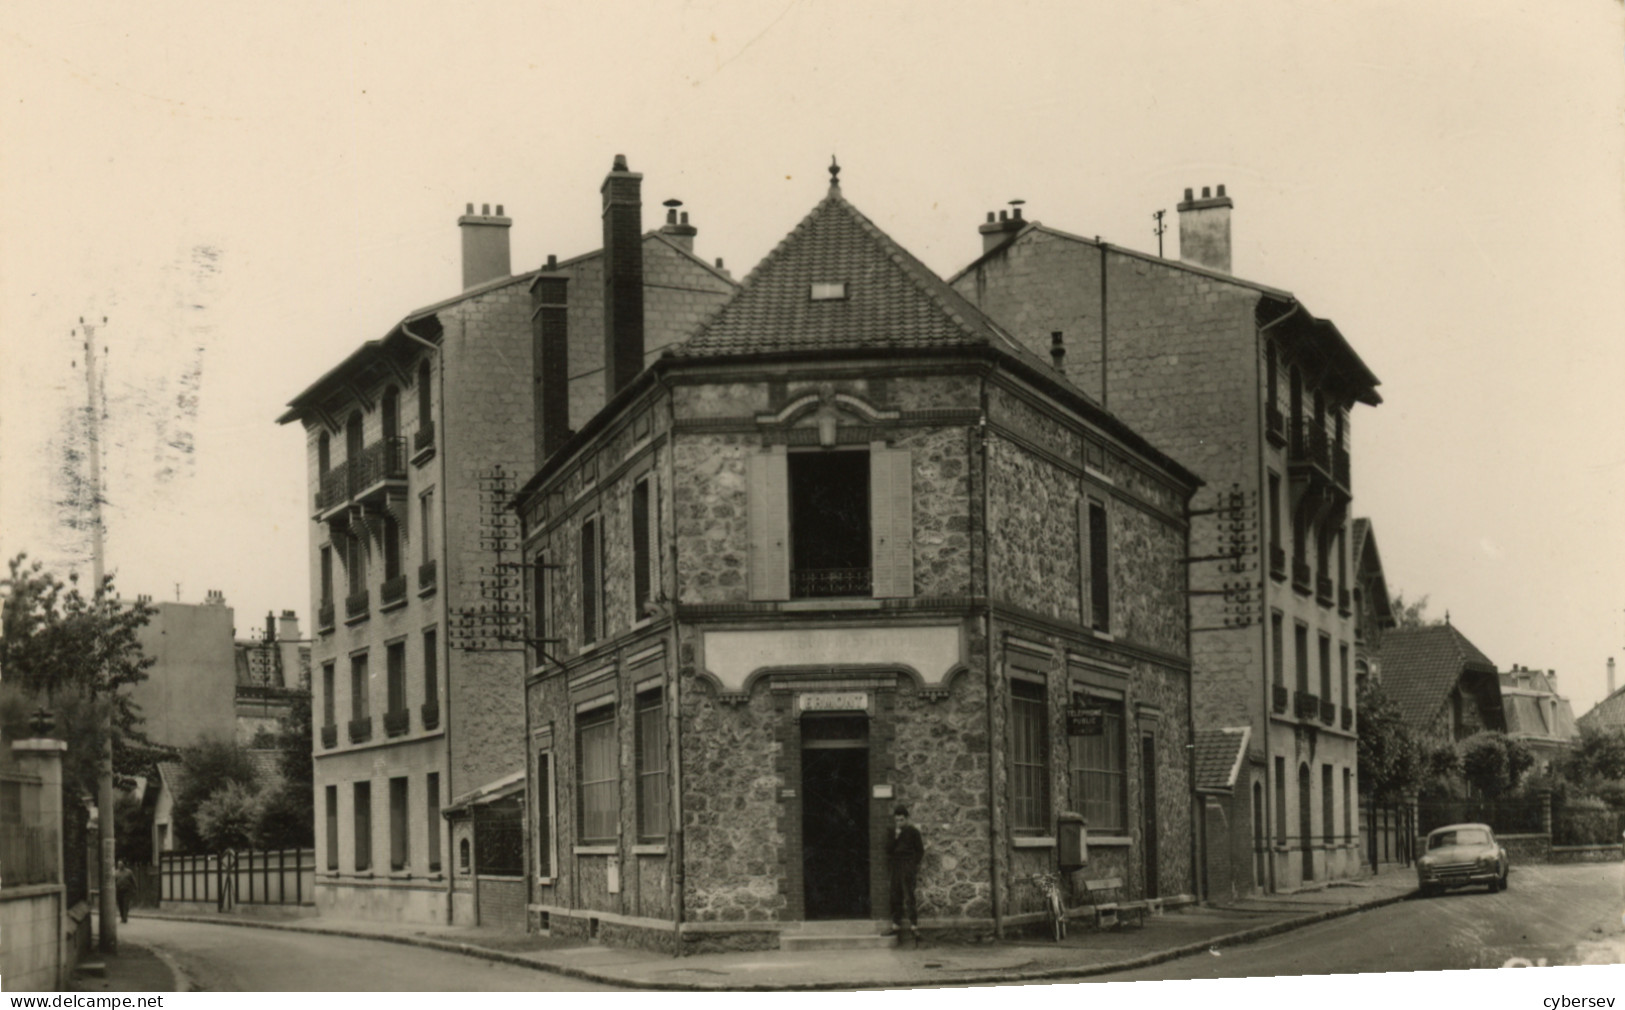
[389,777,409,871]
[325,785,338,870]
[353,781,372,872]
[1010,679,1048,833]
[536,753,554,878]
[1070,693,1125,834]
[427,773,441,872]
[635,689,668,839]
[577,705,618,842]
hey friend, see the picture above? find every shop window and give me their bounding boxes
[577,705,617,842]
[1009,679,1048,833]
[1070,692,1125,834]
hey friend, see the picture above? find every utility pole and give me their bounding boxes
[1153,209,1168,257]
[78,316,118,953]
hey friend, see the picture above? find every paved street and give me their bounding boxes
[131,918,622,991]
[1096,862,1624,980]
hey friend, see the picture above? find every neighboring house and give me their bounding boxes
[1350,518,1396,687]
[1378,623,1506,746]
[516,165,1201,951]
[1193,727,1252,901]
[235,610,312,746]
[277,158,737,928]
[1498,665,1577,773]
[951,187,1381,893]
[1576,659,1625,734]
[130,594,238,751]
[150,761,185,858]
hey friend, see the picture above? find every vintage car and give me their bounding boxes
[1416,822,1509,895]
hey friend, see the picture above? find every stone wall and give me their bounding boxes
[0,888,64,991]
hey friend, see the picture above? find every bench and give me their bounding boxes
[1081,877,1158,929]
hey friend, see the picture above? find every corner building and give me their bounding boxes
[279,164,735,927]
[950,186,1382,895]
[518,169,1201,952]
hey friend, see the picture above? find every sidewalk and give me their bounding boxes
[68,941,186,994]
[138,866,1418,991]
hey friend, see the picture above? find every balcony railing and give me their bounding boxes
[380,574,407,608]
[1269,544,1286,580]
[1341,706,1353,731]
[1266,404,1286,446]
[418,559,437,592]
[348,716,373,744]
[1294,691,1319,720]
[1272,684,1289,714]
[314,438,407,516]
[421,702,440,731]
[413,421,435,455]
[320,724,337,749]
[1291,419,1331,471]
[1338,587,1351,616]
[1333,444,1351,491]
[1292,559,1312,595]
[384,709,410,737]
[345,589,369,620]
[790,567,872,599]
[1320,699,1336,724]
[316,465,351,514]
[1316,575,1335,608]
[317,600,335,632]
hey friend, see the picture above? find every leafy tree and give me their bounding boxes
[1390,591,1443,630]
[1457,731,1531,798]
[1357,678,1421,800]
[0,554,160,801]
[255,692,314,848]
[194,780,263,851]
[1561,725,1625,782]
[173,738,259,851]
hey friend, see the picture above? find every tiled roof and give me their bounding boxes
[1194,727,1250,792]
[1501,692,1578,742]
[1352,518,1370,564]
[1578,685,1625,732]
[1379,624,1498,731]
[676,185,1019,359]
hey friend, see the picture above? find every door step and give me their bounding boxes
[780,920,897,951]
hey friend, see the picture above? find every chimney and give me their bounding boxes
[602,155,645,398]
[266,610,277,642]
[1177,184,1233,273]
[713,257,730,279]
[458,202,513,290]
[1050,332,1066,374]
[278,609,301,642]
[979,200,1027,254]
[660,199,697,254]
[532,253,572,462]
[1609,657,1616,697]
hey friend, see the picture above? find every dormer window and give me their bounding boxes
[810,282,847,301]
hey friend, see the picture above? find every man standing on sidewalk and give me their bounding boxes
[887,805,923,940]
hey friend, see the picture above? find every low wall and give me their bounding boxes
[1,885,64,991]
[1551,844,1623,865]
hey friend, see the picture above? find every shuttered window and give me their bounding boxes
[748,449,790,600]
[869,447,914,598]
[632,477,653,617]
[581,516,601,646]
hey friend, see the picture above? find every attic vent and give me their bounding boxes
[810,282,847,301]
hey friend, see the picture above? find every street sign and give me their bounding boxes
[1067,703,1104,736]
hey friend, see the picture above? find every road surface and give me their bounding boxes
[133,918,622,991]
[1095,861,1624,980]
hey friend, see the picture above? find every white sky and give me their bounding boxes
[3,0,1622,722]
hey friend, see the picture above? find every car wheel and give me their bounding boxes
[1488,875,1500,894]
[1500,869,1509,891]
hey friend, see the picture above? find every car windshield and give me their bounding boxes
[1429,828,1489,849]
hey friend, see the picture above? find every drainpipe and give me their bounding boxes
[1098,240,1109,410]
[1256,300,1300,894]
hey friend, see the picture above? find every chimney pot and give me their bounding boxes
[680,211,688,225]
[1012,207,1023,221]
[999,210,1008,222]
[496,204,504,215]
[1050,331,1066,373]
[482,203,491,215]
[1201,187,1211,199]
[546,254,557,270]
[466,203,474,214]
[666,208,677,224]
[986,212,995,223]
[613,153,628,171]
[1184,188,1194,201]
[715,257,724,269]
[1216,184,1226,198]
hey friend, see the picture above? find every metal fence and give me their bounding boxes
[1417,796,1546,836]
[160,848,316,908]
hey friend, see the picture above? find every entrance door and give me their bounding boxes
[801,716,870,919]
[1140,732,1159,899]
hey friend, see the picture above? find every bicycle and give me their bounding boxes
[1028,871,1068,941]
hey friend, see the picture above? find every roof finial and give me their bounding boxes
[829,155,841,191]
[1445,610,1451,625]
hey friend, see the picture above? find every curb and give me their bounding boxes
[138,891,1413,991]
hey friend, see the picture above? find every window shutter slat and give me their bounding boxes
[871,447,913,598]
[748,449,789,600]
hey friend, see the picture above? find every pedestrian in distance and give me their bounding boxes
[114,860,135,924]
[886,804,923,942]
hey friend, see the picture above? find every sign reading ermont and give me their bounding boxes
[798,692,869,712]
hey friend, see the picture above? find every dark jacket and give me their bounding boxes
[888,823,924,867]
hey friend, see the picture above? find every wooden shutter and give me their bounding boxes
[1078,499,1092,626]
[870,447,914,599]
[747,448,789,600]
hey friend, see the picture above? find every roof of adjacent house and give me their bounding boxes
[1578,685,1625,733]
[1193,726,1251,793]
[1379,624,1499,731]
[1500,687,1578,743]
[1352,518,1395,626]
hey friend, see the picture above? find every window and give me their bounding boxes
[576,705,617,842]
[417,360,432,429]
[635,689,668,839]
[427,772,441,873]
[386,642,406,717]
[1070,691,1125,834]
[1009,679,1048,833]
[459,838,470,873]
[1294,624,1310,695]
[1342,768,1353,842]
[325,785,338,870]
[423,631,438,707]
[350,654,369,721]
[1339,643,1350,709]
[354,781,372,872]
[1322,764,1335,845]
[1085,500,1111,632]
[535,753,553,879]
[1267,473,1281,562]
[346,535,366,597]
[1319,633,1332,700]
[318,431,331,475]
[383,516,402,582]
[320,546,334,609]
[389,777,409,871]
[1274,757,1286,845]
[382,386,400,444]
[789,450,870,598]
[345,411,364,464]
[1266,342,1278,408]
[321,663,336,729]
[420,491,434,563]
[632,477,653,618]
[1336,525,1348,594]
[580,516,602,646]
[1270,613,1284,686]
[531,552,549,667]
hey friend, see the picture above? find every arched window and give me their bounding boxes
[318,431,331,474]
[459,837,471,873]
[382,386,400,443]
[345,411,364,462]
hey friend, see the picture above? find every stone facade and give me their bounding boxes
[953,212,1380,895]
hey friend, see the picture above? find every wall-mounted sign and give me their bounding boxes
[1067,703,1105,736]
[872,784,894,799]
[798,692,869,713]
